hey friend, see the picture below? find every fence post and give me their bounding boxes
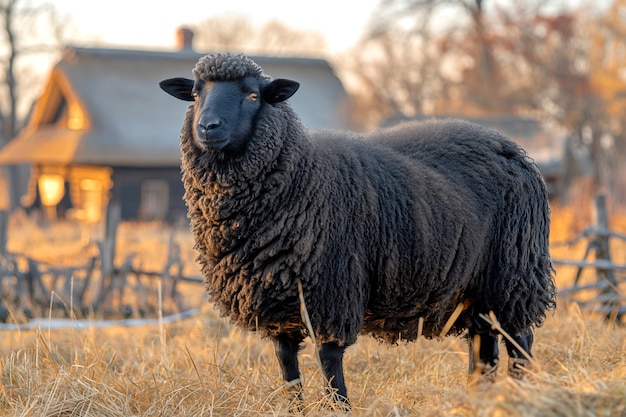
[592,195,617,286]
[592,194,621,320]
[93,200,121,311]
[0,210,8,257]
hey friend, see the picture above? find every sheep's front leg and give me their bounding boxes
[319,341,350,409]
[505,330,534,379]
[273,334,304,404]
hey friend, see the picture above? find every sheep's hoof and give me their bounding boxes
[468,360,498,386]
[482,361,499,382]
[508,357,530,379]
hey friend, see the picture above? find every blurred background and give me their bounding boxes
[0,0,624,224]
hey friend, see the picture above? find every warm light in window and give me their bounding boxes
[80,178,102,223]
[38,174,65,206]
[80,178,100,191]
[67,103,85,130]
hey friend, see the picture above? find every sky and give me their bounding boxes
[44,0,383,54]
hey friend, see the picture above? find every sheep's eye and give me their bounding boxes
[248,92,259,102]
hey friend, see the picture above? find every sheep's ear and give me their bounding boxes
[159,77,195,101]
[262,78,300,105]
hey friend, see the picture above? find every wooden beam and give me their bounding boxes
[552,258,626,271]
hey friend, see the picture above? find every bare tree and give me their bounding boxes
[193,15,327,56]
[343,0,511,130]
[193,15,255,52]
[574,0,626,196]
[0,0,70,141]
[256,19,326,56]
[493,2,625,195]
[0,0,71,209]
[343,22,458,129]
[366,0,504,111]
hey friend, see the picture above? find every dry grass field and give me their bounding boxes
[1,200,625,416]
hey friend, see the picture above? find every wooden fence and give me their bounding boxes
[552,195,626,322]
[0,202,202,323]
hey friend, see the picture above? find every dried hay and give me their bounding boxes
[0,205,624,416]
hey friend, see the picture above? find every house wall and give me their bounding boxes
[20,164,112,222]
[111,167,186,222]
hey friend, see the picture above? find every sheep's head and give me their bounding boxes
[160,53,299,152]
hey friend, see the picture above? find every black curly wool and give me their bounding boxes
[193,53,269,82]
[178,54,556,347]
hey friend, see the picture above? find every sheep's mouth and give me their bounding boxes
[195,134,230,150]
[195,129,229,150]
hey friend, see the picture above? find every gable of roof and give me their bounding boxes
[0,47,350,166]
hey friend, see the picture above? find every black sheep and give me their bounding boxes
[159,52,556,407]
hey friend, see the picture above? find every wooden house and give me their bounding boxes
[0,34,351,222]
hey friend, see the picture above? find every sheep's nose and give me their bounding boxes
[198,119,221,134]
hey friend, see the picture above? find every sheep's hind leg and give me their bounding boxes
[319,341,351,410]
[273,334,304,406]
[468,331,500,380]
[504,330,534,379]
